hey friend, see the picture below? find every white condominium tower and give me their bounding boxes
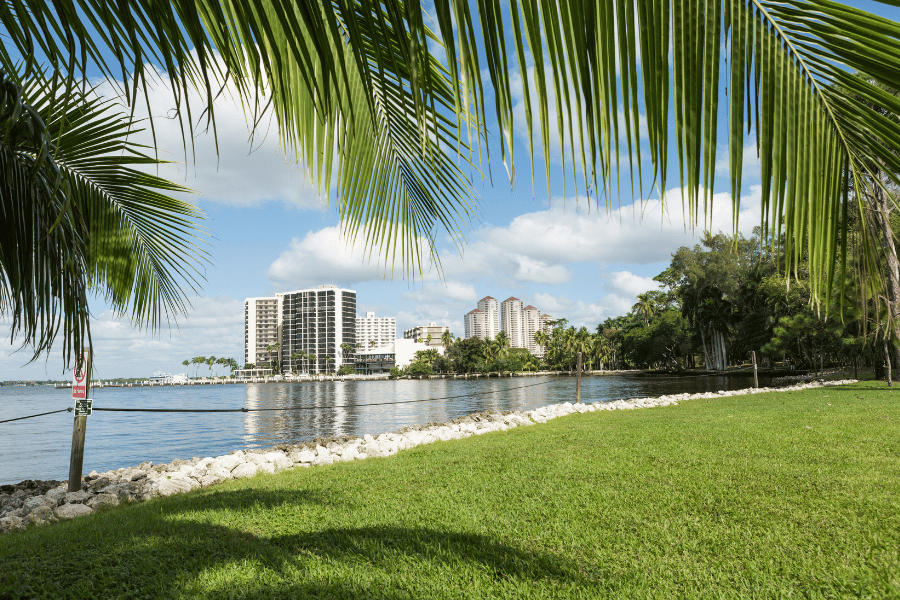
[356,311,396,349]
[464,308,486,340]
[473,296,499,339]
[245,297,280,367]
[500,297,525,348]
[244,285,357,374]
[523,305,542,356]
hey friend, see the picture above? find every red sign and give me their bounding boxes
[72,354,87,400]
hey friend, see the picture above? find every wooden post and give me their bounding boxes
[575,352,582,403]
[752,351,759,389]
[68,348,91,492]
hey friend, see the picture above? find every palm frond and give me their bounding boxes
[0,71,207,364]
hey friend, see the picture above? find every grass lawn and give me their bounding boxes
[1,380,898,599]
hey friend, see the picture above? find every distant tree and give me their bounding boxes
[441,330,454,351]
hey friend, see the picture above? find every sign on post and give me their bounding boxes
[68,349,91,492]
[72,354,88,400]
[73,398,92,417]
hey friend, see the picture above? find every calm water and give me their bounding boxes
[0,373,771,485]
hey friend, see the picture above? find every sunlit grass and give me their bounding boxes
[1,381,898,598]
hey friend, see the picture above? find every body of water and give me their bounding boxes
[0,373,772,485]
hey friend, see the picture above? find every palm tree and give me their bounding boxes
[494,331,511,360]
[633,294,655,327]
[182,360,190,374]
[369,340,377,348]
[191,357,206,379]
[534,330,548,359]
[6,0,900,367]
[216,357,227,377]
[307,353,318,374]
[205,356,216,378]
[441,330,454,352]
[290,352,304,375]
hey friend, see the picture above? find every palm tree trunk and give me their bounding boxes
[872,176,900,370]
[700,328,712,370]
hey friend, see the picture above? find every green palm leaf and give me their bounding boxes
[0,71,206,363]
[3,0,900,356]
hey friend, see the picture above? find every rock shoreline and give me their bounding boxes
[0,378,856,534]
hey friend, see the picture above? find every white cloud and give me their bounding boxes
[266,226,436,290]
[529,293,608,328]
[401,281,477,304]
[715,138,762,180]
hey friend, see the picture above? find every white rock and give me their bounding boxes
[264,452,293,470]
[312,454,334,466]
[231,463,260,478]
[257,463,276,474]
[291,450,316,463]
[315,445,330,457]
[245,453,267,466]
[199,474,224,487]
[87,493,119,509]
[208,466,232,480]
[55,503,92,519]
[213,454,242,472]
[23,496,57,514]
[45,487,67,506]
[154,477,196,497]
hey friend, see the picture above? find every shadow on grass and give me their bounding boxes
[0,487,596,599]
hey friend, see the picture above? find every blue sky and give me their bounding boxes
[2,1,897,380]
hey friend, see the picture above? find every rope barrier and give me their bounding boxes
[1,379,558,421]
[0,407,72,424]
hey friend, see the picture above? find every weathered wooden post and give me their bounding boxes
[576,352,582,403]
[752,351,759,389]
[68,349,92,492]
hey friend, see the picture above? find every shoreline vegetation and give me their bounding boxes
[2,376,897,598]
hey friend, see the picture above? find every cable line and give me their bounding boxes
[0,407,72,424]
[3,378,560,420]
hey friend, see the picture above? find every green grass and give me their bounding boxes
[1,381,899,599]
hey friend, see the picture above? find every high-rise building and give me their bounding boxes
[245,297,280,367]
[245,285,357,375]
[279,285,357,374]
[475,296,499,339]
[523,305,542,355]
[464,309,486,340]
[356,311,396,350]
[404,323,449,349]
[500,297,524,348]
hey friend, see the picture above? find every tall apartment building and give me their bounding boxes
[500,297,524,348]
[245,285,357,374]
[469,296,499,340]
[523,305,541,355]
[404,323,449,349]
[279,285,357,374]
[356,311,395,349]
[464,309,486,340]
[245,297,281,367]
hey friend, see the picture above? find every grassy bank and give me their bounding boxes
[1,381,898,599]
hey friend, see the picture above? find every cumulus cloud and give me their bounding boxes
[266,226,437,290]
[529,293,608,328]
